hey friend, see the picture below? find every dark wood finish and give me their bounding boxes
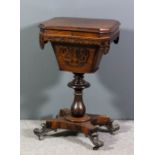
[39,17,119,73]
[39,17,120,34]
[68,73,90,117]
[34,17,120,150]
[46,109,111,136]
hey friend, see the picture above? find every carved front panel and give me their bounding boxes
[52,43,99,73]
[58,45,89,67]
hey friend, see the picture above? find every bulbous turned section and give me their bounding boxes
[68,73,90,117]
[71,89,85,117]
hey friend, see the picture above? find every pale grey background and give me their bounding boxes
[20,0,134,119]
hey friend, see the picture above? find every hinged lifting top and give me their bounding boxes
[40,17,120,34]
[39,17,120,49]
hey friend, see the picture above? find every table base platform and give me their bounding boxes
[34,108,119,150]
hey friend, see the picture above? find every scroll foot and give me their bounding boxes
[33,123,55,140]
[97,121,120,134]
[88,132,104,150]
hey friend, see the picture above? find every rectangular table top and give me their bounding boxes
[39,17,120,34]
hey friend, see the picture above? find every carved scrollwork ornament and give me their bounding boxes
[49,37,101,45]
[100,41,110,55]
[54,45,90,67]
[39,32,48,49]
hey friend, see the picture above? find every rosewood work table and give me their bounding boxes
[34,17,120,150]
